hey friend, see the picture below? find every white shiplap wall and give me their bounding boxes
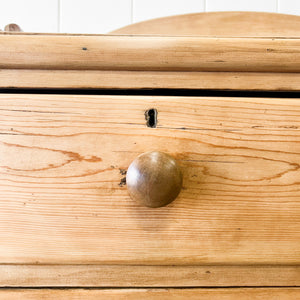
[0,0,299,33]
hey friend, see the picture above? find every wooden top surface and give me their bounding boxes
[111,11,300,37]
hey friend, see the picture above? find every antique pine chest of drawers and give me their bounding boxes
[0,12,299,299]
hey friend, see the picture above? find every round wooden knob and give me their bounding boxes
[4,23,22,32]
[126,151,183,208]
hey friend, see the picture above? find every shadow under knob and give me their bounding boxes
[126,151,183,208]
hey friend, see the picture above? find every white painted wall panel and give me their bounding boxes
[60,0,131,33]
[1,0,300,34]
[0,0,58,32]
[278,0,300,15]
[132,0,205,23]
[206,0,277,13]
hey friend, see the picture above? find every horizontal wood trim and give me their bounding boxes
[0,265,299,287]
[1,70,300,91]
[0,34,300,73]
[0,94,300,265]
[0,288,299,299]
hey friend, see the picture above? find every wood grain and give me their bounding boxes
[0,265,299,287]
[111,12,300,37]
[0,94,300,265]
[0,288,299,299]
[0,34,300,73]
[1,70,300,91]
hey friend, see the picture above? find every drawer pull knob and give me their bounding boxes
[126,151,182,208]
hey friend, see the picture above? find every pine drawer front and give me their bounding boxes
[0,94,299,266]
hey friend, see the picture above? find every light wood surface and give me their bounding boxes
[0,288,299,299]
[0,265,299,287]
[1,70,300,91]
[111,12,300,37]
[1,34,299,91]
[1,34,299,72]
[2,12,300,290]
[0,94,299,265]
[0,69,300,91]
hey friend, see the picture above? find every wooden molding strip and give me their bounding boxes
[1,69,300,91]
[0,265,299,287]
[0,288,299,299]
[0,34,300,73]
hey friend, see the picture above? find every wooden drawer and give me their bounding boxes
[1,94,299,267]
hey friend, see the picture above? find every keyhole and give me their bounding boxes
[145,109,157,128]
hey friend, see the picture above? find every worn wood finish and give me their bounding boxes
[0,288,299,299]
[0,265,299,287]
[1,34,299,91]
[0,94,299,265]
[111,12,300,37]
[0,34,300,73]
[1,69,300,91]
